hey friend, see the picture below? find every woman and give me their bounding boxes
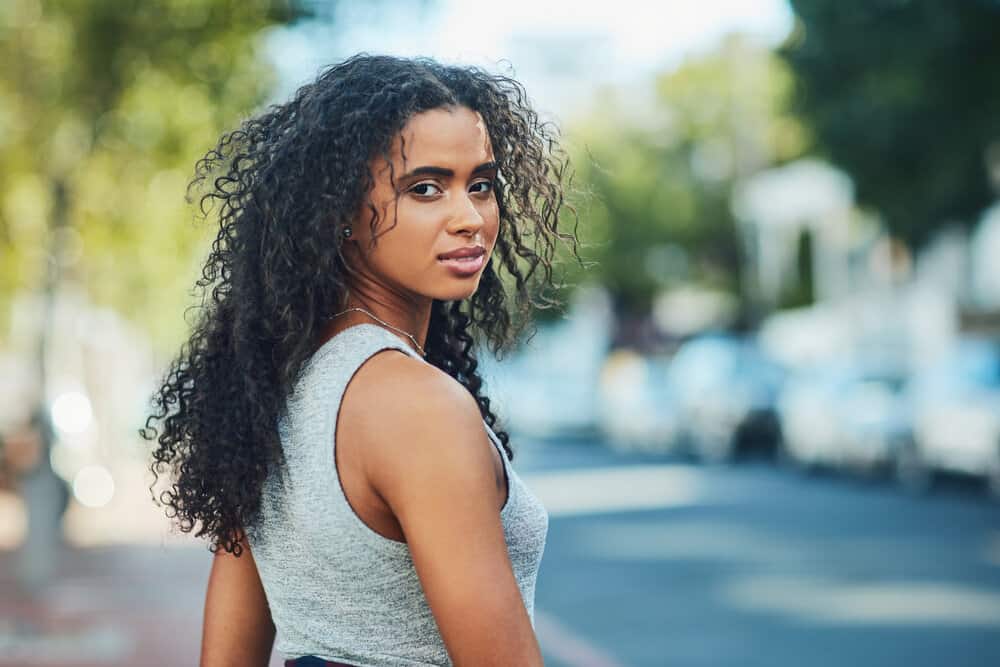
[142,54,579,666]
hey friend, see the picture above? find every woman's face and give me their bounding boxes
[346,105,500,303]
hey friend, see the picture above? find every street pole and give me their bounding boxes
[16,178,70,591]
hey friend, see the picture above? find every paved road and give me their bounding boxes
[517,437,1000,667]
[1,436,998,666]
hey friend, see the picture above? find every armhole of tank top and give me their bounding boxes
[331,325,514,524]
[329,341,413,551]
[484,422,513,516]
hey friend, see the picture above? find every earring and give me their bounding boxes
[342,226,353,239]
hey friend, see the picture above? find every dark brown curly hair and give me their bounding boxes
[140,53,579,555]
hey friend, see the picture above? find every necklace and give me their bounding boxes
[330,307,426,357]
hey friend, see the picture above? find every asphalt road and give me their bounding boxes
[516,437,1000,667]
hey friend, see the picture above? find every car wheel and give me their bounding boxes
[774,437,793,465]
[776,437,816,474]
[695,433,735,464]
[895,440,932,495]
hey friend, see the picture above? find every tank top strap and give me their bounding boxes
[311,322,422,371]
[312,322,511,480]
[276,323,419,550]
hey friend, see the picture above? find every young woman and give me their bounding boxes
[142,54,579,666]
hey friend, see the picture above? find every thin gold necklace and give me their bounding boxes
[330,307,426,357]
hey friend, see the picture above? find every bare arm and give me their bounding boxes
[351,352,544,667]
[200,538,276,667]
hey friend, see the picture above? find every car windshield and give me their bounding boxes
[669,337,740,386]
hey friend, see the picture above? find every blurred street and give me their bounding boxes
[0,544,214,667]
[3,435,999,667]
[4,2,1000,666]
[522,438,1000,667]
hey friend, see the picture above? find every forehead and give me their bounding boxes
[390,106,494,168]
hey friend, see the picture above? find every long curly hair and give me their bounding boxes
[140,54,579,555]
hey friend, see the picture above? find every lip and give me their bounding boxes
[437,246,487,277]
[437,245,486,260]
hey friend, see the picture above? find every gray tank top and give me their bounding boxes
[248,323,549,666]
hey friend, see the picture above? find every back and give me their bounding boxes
[247,323,548,666]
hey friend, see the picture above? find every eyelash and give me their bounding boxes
[409,180,494,198]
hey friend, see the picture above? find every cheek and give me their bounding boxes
[368,211,437,267]
[487,208,501,246]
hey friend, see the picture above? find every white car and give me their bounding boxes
[776,363,910,474]
[598,352,681,455]
[668,335,784,462]
[903,339,1000,498]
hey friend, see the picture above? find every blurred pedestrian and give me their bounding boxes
[9,408,69,590]
[142,54,578,666]
[0,422,42,490]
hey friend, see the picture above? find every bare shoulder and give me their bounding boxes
[340,348,488,479]
[342,346,499,512]
[343,348,482,440]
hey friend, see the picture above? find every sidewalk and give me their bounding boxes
[0,543,284,667]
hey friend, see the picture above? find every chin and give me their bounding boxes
[429,279,483,302]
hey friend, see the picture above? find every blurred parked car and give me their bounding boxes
[902,339,1000,498]
[598,351,681,454]
[477,293,610,439]
[776,362,912,475]
[668,334,785,462]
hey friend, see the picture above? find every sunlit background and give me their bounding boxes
[2,1,1000,665]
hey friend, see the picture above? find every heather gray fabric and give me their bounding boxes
[248,323,549,666]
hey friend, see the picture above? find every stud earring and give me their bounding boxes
[342,226,353,239]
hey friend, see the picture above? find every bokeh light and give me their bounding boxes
[72,464,115,508]
[50,390,93,435]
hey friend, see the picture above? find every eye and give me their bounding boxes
[409,182,442,197]
[470,180,494,196]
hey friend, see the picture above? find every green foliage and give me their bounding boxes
[0,0,305,350]
[567,37,810,315]
[781,0,1000,248]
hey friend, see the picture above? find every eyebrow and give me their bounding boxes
[398,161,497,181]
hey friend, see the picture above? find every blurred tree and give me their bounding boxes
[1,0,436,584]
[0,0,310,587]
[781,0,1000,248]
[566,36,809,319]
[0,0,308,351]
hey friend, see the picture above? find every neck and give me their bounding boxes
[325,288,432,356]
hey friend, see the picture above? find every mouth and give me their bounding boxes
[437,246,487,277]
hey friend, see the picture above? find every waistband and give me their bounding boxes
[285,657,356,667]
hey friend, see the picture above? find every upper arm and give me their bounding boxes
[201,538,275,667]
[349,353,542,667]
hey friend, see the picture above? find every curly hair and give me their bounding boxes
[140,54,579,555]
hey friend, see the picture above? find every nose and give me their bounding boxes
[448,191,486,237]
